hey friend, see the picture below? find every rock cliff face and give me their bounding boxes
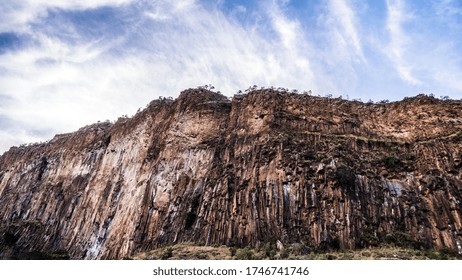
[0,88,461,259]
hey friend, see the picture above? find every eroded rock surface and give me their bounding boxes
[1,89,461,259]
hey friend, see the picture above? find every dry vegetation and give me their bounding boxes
[128,243,462,260]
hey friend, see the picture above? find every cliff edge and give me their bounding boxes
[1,88,461,259]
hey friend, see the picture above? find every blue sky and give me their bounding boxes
[0,0,461,153]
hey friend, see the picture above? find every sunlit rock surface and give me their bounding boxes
[0,89,461,259]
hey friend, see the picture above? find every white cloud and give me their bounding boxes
[0,0,135,33]
[172,0,196,11]
[385,0,421,85]
[435,0,462,17]
[265,1,317,88]
[0,29,159,153]
[420,42,462,94]
[326,0,365,62]
[268,5,299,50]
[144,11,171,22]
[383,0,462,93]
[235,5,247,14]
[308,0,368,96]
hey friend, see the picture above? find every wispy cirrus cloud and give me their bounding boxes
[307,0,368,96]
[385,0,421,85]
[0,0,135,33]
[383,0,462,92]
[435,0,462,18]
[265,0,317,86]
[325,0,365,63]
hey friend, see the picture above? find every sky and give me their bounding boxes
[0,0,461,153]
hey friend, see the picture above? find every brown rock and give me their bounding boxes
[0,89,461,259]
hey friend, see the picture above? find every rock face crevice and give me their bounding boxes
[0,89,461,259]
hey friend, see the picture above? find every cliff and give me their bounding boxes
[0,88,461,259]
